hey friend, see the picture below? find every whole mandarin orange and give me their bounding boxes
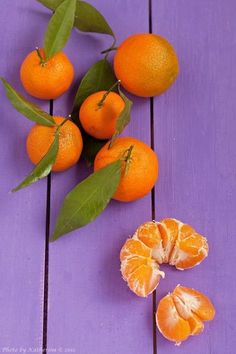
[20,49,74,100]
[26,116,83,172]
[94,137,158,202]
[114,33,179,97]
[79,90,125,140]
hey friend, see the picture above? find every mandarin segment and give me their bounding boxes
[156,294,191,344]
[120,238,164,297]
[158,218,180,263]
[133,221,165,263]
[126,262,163,298]
[173,285,216,321]
[156,286,215,344]
[120,238,151,261]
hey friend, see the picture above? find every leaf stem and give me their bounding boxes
[96,80,121,109]
[35,47,46,66]
[102,38,117,58]
[122,145,134,176]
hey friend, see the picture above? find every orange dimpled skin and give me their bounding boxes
[114,33,179,97]
[26,116,83,172]
[79,91,125,139]
[20,49,74,100]
[156,285,215,344]
[94,137,159,202]
[120,219,209,297]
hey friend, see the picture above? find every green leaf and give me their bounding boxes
[37,0,63,9]
[50,160,122,241]
[75,1,114,37]
[12,130,59,192]
[44,0,76,59]
[109,88,133,147]
[71,58,116,119]
[1,78,56,126]
[37,0,114,38]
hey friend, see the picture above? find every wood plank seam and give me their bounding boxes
[148,0,157,353]
[42,100,53,353]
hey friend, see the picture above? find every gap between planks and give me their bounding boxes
[42,100,53,353]
[148,0,158,353]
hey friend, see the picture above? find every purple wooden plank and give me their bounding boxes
[0,1,52,349]
[153,0,236,353]
[47,1,154,353]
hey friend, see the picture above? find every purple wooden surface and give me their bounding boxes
[0,1,51,349]
[1,0,236,353]
[153,0,236,353]
[47,1,154,353]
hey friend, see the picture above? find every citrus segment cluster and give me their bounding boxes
[120,218,209,297]
[156,285,215,344]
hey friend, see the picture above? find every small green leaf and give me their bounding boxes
[1,78,56,126]
[75,1,114,37]
[37,0,114,38]
[50,160,122,241]
[71,58,116,119]
[12,130,59,192]
[44,0,76,59]
[109,88,133,147]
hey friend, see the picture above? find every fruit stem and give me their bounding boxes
[96,80,121,110]
[122,145,134,176]
[101,46,118,55]
[57,116,70,130]
[35,47,46,66]
[101,38,117,56]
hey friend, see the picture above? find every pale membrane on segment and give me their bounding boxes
[173,285,215,321]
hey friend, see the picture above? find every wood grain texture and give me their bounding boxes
[0,1,51,349]
[47,1,154,353]
[153,1,236,353]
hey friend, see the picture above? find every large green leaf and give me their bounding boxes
[71,58,116,119]
[1,78,56,126]
[50,160,122,241]
[44,0,76,59]
[37,0,114,37]
[109,88,133,148]
[12,130,59,192]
